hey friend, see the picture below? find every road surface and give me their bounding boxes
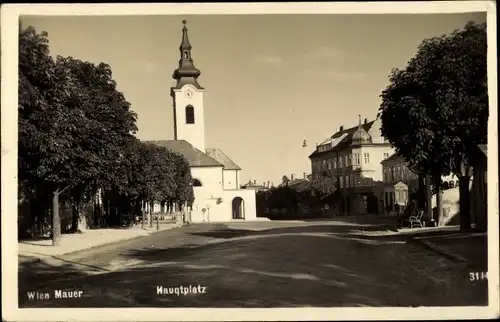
[18,220,488,307]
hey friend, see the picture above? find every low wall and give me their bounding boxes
[189,189,256,223]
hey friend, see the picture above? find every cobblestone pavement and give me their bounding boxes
[18,220,488,307]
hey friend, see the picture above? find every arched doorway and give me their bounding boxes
[232,197,245,219]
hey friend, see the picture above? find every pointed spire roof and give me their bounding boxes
[172,20,204,89]
[179,19,192,50]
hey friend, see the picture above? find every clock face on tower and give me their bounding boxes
[184,88,193,98]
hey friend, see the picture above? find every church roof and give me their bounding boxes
[147,140,223,168]
[205,148,242,170]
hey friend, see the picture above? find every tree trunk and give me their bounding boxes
[29,197,39,237]
[425,174,433,222]
[150,202,154,228]
[418,175,426,211]
[472,166,487,232]
[435,178,444,226]
[459,176,472,231]
[52,191,61,246]
[141,200,145,229]
[70,203,79,232]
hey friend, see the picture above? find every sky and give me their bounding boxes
[20,13,486,185]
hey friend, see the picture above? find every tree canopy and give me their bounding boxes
[257,175,338,217]
[378,21,487,229]
[18,25,195,241]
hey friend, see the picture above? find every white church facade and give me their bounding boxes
[148,20,257,223]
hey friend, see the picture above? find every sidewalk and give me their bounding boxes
[18,223,178,259]
[358,224,487,268]
[412,230,487,268]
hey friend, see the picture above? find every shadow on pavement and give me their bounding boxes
[18,221,488,308]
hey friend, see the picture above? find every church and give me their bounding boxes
[148,20,257,223]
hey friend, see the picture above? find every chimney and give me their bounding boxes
[253,179,257,184]
[290,174,295,180]
[303,172,307,179]
[339,126,344,131]
[262,182,265,187]
[267,181,270,187]
[364,118,368,124]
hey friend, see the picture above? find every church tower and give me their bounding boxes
[171,20,206,152]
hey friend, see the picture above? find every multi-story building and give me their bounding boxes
[380,153,419,212]
[380,152,460,214]
[309,116,394,214]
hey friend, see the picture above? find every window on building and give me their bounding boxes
[185,105,195,124]
[345,155,349,166]
[339,176,344,188]
[339,157,343,168]
[345,175,349,188]
[354,153,360,165]
[383,152,389,159]
[332,158,337,169]
[391,166,396,181]
[184,51,189,59]
[363,153,370,163]
[328,160,332,170]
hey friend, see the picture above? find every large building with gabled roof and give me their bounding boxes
[147,20,257,223]
[309,115,394,215]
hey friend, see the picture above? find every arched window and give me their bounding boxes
[184,51,189,59]
[185,105,195,124]
[192,178,202,187]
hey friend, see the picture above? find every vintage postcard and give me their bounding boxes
[1,2,498,321]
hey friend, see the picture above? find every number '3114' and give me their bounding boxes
[469,272,488,281]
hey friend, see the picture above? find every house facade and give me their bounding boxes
[380,153,419,212]
[309,116,394,215]
[148,20,257,223]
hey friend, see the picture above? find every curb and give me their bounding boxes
[19,225,180,262]
[411,238,468,264]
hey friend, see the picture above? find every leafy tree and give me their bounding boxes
[54,57,138,231]
[19,26,139,243]
[172,153,194,211]
[310,175,338,205]
[379,21,487,230]
[19,26,87,244]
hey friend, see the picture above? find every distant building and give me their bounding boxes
[309,115,394,214]
[278,172,310,189]
[241,180,271,192]
[380,151,459,215]
[380,153,419,212]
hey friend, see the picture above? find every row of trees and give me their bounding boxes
[19,25,194,245]
[256,176,339,216]
[378,21,488,231]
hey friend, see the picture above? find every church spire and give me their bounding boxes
[180,19,192,51]
[172,20,203,89]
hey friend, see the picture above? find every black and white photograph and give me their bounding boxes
[1,2,498,321]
